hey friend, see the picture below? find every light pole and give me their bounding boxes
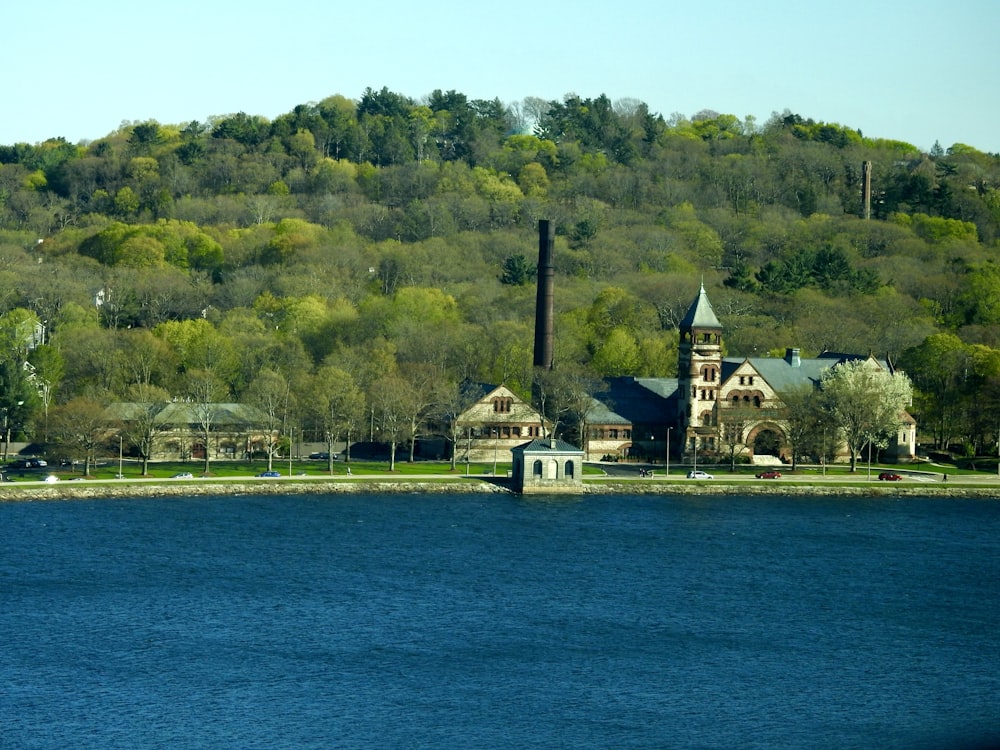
[466,427,471,476]
[821,422,827,476]
[118,434,124,479]
[289,427,294,477]
[492,427,499,476]
[666,427,672,477]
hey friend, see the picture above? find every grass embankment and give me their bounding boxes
[3,458,515,483]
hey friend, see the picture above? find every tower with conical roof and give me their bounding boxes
[677,283,723,456]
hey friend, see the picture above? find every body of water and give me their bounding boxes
[2,492,998,749]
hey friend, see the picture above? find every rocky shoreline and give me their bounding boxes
[1,476,998,501]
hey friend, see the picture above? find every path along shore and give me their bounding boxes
[1,472,998,501]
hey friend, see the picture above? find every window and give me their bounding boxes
[492,397,513,413]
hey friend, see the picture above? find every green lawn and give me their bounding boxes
[12,458,509,481]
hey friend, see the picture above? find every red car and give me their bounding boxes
[755,470,782,479]
[878,472,903,481]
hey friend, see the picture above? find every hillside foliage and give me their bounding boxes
[1,89,999,454]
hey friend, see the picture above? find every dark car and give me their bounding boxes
[878,472,903,481]
[309,452,330,460]
[755,470,782,479]
[10,458,47,470]
[256,470,281,478]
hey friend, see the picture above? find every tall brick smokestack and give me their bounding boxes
[533,219,555,370]
[861,160,872,220]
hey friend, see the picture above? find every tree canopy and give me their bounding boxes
[0,89,998,456]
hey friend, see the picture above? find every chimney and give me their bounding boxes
[786,348,801,367]
[861,161,872,220]
[533,220,555,370]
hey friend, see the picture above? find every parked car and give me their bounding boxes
[687,470,713,479]
[755,470,782,479]
[878,472,903,481]
[172,472,194,479]
[309,452,330,460]
[43,474,59,483]
[256,470,281,478]
[9,458,47,470]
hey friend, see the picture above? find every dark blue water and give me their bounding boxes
[2,493,999,750]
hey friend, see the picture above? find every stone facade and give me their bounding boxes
[511,438,585,494]
[454,384,549,463]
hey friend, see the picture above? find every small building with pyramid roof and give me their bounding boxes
[510,438,585,494]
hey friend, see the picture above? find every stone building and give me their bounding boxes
[454,384,550,463]
[675,284,916,463]
[510,438,585,494]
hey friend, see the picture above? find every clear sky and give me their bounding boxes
[3,0,998,153]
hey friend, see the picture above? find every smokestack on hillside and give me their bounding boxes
[534,219,555,370]
[861,161,872,220]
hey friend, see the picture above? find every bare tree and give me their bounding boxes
[120,383,170,475]
[821,359,913,472]
[246,368,290,471]
[49,397,110,476]
[186,369,227,474]
[780,382,825,471]
[369,374,413,471]
[718,402,756,471]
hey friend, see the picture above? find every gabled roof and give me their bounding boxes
[598,377,677,425]
[584,397,631,426]
[107,402,267,426]
[721,353,893,393]
[680,283,722,330]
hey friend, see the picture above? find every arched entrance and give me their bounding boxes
[751,427,782,459]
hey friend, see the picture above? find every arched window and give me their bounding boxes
[532,459,543,477]
[565,461,575,478]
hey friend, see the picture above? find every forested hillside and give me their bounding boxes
[0,88,999,455]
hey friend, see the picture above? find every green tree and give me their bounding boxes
[307,366,365,469]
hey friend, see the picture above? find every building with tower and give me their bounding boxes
[677,283,724,460]
[597,283,916,466]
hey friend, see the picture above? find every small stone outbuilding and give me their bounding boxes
[511,438,585,494]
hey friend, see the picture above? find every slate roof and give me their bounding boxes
[107,402,267,425]
[512,438,583,454]
[584,397,632,425]
[722,353,891,393]
[598,377,678,425]
[679,283,722,330]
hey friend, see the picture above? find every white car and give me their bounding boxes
[43,474,59,483]
[686,470,713,479]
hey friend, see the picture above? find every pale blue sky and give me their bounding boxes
[4,0,998,153]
